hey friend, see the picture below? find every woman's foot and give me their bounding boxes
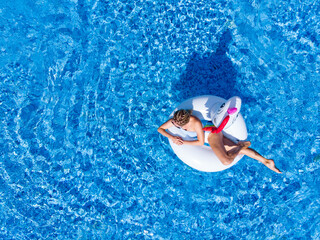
[264,159,282,174]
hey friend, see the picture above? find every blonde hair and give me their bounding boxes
[173,109,192,126]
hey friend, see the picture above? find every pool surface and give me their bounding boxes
[1,0,320,239]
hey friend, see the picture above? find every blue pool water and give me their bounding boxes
[1,0,320,239]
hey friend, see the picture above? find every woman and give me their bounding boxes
[158,109,282,173]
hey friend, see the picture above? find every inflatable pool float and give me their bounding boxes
[167,95,248,172]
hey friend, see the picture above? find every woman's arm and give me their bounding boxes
[157,119,184,145]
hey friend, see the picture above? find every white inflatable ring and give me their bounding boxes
[167,95,248,172]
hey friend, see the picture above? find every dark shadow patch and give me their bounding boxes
[173,30,255,105]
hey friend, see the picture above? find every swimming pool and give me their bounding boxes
[1,0,319,239]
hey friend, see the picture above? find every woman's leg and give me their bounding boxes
[222,136,251,155]
[207,133,250,165]
[209,133,281,173]
[239,148,282,173]
[222,136,281,173]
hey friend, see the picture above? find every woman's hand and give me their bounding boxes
[172,136,184,145]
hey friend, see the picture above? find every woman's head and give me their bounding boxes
[173,109,192,126]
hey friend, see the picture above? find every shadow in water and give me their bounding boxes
[173,30,254,104]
